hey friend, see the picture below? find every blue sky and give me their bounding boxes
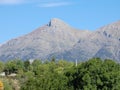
[0,0,120,43]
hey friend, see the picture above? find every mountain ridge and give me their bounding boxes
[0,18,120,62]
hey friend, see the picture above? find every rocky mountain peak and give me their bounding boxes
[112,20,120,26]
[47,18,69,27]
[98,20,120,30]
[29,18,74,36]
[96,20,120,38]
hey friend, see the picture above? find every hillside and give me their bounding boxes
[0,19,120,62]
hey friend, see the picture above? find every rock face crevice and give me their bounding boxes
[0,19,120,62]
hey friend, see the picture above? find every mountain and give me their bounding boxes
[51,20,120,62]
[94,21,120,61]
[0,18,91,61]
[0,19,120,62]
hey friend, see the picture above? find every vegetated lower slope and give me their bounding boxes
[0,18,120,62]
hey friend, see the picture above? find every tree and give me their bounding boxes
[0,61,4,72]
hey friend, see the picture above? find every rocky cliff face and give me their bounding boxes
[47,20,120,62]
[93,21,120,61]
[0,19,120,62]
[0,18,90,61]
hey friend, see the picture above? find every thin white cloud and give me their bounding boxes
[0,0,24,4]
[0,0,73,6]
[39,2,72,7]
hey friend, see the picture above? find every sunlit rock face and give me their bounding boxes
[0,19,120,62]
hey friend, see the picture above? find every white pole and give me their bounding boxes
[75,59,77,67]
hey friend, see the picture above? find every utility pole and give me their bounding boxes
[75,59,78,67]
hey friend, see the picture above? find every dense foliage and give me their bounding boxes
[0,58,120,90]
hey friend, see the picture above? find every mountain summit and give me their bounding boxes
[0,18,88,61]
[0,19,120,62]
[48,18,69,27]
